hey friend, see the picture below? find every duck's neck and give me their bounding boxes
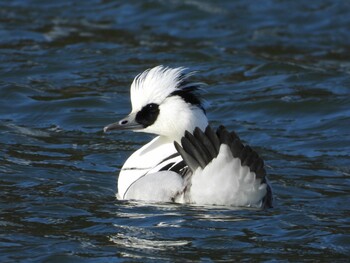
[161,115,209,143]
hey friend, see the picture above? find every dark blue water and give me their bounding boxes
[1,0,349,261]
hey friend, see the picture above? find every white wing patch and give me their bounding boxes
[190,144,267,207]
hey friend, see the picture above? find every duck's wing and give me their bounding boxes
[174,125,273,208]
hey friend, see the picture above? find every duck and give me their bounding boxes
[104,66,272,208]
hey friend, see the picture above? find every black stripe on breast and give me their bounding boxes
[169,160,186,174]
[156,152,180,166]
[159,162,175,171]
[158,160,188,177]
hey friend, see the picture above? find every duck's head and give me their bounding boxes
[104,66,208,142]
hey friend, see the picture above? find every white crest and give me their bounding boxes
[130,66,192,112]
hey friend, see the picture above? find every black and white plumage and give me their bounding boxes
[104,66,272,208]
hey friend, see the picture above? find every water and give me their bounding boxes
[1,0,349,261]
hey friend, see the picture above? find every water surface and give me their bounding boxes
[1,0,349,261]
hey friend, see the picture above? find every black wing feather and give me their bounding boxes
[174,140,201,172]
[174,125,268,181]
[184,130,211,165]
[204,125,220,154]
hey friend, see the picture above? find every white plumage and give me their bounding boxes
[190,145,267,206]
[104,66,272,208]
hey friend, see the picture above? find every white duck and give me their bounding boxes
[104,66,272,208]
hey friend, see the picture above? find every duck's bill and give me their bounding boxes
[103,114,143,132]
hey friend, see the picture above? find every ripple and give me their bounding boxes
[0,0,349,261]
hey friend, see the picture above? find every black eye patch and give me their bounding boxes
[135,103,160,128]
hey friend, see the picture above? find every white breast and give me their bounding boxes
[117,136,178,199]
